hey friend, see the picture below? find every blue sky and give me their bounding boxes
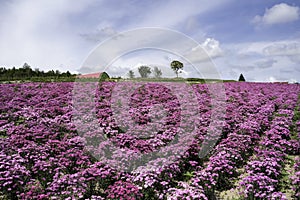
[0,0,299,82]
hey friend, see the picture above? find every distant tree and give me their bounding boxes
[153,66,162,78]
[0,66,76,81]
[22,63,31,69]
[55,70,60,76]
[11,67,16,79]
[238,73,246,82]
[47,70,55,77]
[22,63,32,78]
[138,65,151,78]
[34,68,40,76]
[170,60,183,78]
[127,70,135,78]
[66,71,71,77]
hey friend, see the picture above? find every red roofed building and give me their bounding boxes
[77,72,110,80]
[77,72,102,78]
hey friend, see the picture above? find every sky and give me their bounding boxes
[0,0,299,82]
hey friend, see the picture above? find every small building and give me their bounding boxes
[77,72,110,81]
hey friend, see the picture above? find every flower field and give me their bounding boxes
[0,81,299,199]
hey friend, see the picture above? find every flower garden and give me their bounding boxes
[0,81,299,199]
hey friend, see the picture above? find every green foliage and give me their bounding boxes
[15,117,25,125]
[183,171,194,181]
[293,108,300,122]
[127,70,135,78]
[138,65,151,78]
[153,66,162,78]
[170,60,183,78]
[0,129,7,138]
[0,64,76,82]
[290,98,300,140]
[99,72,110,81]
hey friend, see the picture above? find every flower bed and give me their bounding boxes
[0,82,299,199]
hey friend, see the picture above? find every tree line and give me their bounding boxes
[128,60,184,79]
[129,61,246,82]
[0,63,76,81]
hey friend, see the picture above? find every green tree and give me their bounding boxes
[11,67,16,79]
[55,70,61,76]
[238,73,246,82]
[127,70,135,78]
[47,70,55,77]
[34,68,40,77]
[153,66,162,78]
[99,72,110,81]
[170,60,183,78]
[22,63,32,78]
[138,65,151,78]
[66,71,71,77]
[22,63,31,69]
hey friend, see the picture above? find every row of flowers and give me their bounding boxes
[181,83,279,199]
[0,82,299,199]
[239,86,299,199]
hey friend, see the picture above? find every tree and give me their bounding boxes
[138,65,151,78]
[0,66,76,81]
[22,63,32,78]
[22,62,31,69]
[127,70,135,78]
[170,60,183,78]
[66,71,71,77]
[55,70,61,78]
[34,68,40,77]
[238,73,246,82]
[153,66,162,78]
[47,70,55,77]
[99,72,110,81]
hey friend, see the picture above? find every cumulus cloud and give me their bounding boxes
[184,38,223,63]
[0,0,96,71]
[232,40,300,64]
[252,3,299,26]
[263,41,300,56]
[262,41,300,64]
[221,40,300,82]
[201,38,223,58]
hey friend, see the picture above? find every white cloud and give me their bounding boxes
[263,41,300,56]
[0,0,96,71]
[135,0,231,29]
[262,41,300,65]
[78,0,230,44]
[267,76,278,82]
[201,38,223,58]
[184,38,223,63]
[0,0,232,73]
[232,40,300,62]
[220,40,300,82]
[252,3,299,26]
